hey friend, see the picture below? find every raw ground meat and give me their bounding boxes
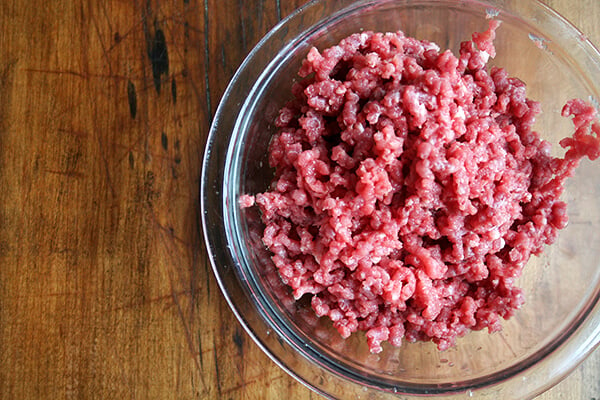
[242,21,600,353]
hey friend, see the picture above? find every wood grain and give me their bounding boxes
[0,0,597,399]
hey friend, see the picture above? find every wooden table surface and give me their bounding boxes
[0,0,598,399]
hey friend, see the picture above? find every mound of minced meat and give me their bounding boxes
[240,21,600,353]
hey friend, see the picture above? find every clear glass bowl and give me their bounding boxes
[201,0,600,398]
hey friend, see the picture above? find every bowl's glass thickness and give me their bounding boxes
[202,0,600,398]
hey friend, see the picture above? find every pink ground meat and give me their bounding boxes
[243,21,600,353]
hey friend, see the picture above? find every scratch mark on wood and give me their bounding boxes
[203,0,212,121]
[203,255,212,299]
[10,291,80,299]
[220,374,287,395]
[220,379,258,395]
[128,151,135,169]
[220,44,226,70]
[189,205,202,321]
[24,68,88,79]
[147,205,206,392]
[197,332,204,371]
[96,131,117,200]
[127,79,137,119]
[90,6,113,76]
[161,132,169,151]
[171,76,177,104]
[238,0,247,51]
[232,325,246,383]
[168,266,205,378]
[57,128,88,138]
[232,326,244,355]
[108,2,199,54]
[174,139,182,164]
[99,2,114,39]
[161,18,206,134]
[178,20,203,35]
[112,337,137,400]
[153,218,192,248]
[24,68,129,82]
[0,59,17,139]
[107,289,197,312]
[179,20,203,34]
[213,336,223,397]
[111,140,177,166]
[276,0,282,21]
[184,20,190,43]
[148,27,170,93]
[141,2,169,94]
[65,146,82,169]
[44,169,85,179]
[0,59,17,83]
[107,18,145,53]
[143,170,160,207]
